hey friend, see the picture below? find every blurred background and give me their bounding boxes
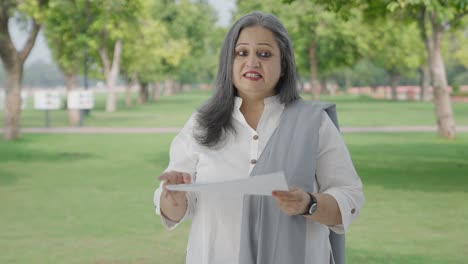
[1,0,467,263]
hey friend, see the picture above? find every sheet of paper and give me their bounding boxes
[165,171,289,196]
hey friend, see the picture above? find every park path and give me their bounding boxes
[8,126,468,134]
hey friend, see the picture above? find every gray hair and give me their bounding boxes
[195,11,300,148]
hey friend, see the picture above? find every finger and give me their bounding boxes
[163,173,190,186]
[273,191,302,202]
[182,173,192,184]
[158,171,183,182]
[158,173,171,181]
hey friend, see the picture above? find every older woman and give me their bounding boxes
[154,11,364,264]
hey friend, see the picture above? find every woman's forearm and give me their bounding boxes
[160,192,188,223]
[306,193,342,226]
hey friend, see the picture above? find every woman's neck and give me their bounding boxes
[240,97,265,130]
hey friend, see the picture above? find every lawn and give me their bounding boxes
[1,133,467,263]
[5,89,468,128]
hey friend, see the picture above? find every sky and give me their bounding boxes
[9,0,235,66]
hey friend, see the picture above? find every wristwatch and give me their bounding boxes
[301,192,317,215]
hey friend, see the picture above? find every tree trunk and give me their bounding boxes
[344,69,351,91]
[319,78,326,95]
[139,82,149,104]
[182,83,191,92]
[125,73,138,108]
[125,86,133,107]
[309,41,320,100]
[174,82,181,93]
[152,82,161,102]
[0,15,41,140]
[125,88,133,107]
[389,71,400,101]
[430,27,456,139]
[3,66,22,140]
[164,78,175,96]
[64,72,80,126]
[419,64,431,101]
[99,40,122,113]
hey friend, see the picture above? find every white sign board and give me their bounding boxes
[21,91,28,109]
[0,90,28,110]
[34,90,62,110]
[67,90,94,110]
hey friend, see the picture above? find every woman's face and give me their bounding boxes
[232,26,282,101]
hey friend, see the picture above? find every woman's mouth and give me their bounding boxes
[243,71,263,81]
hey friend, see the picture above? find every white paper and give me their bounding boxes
[166,171,289,196]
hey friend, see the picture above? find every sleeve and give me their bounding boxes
[316,111,365,234]
[153,114,199,230]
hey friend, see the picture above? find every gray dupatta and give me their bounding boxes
[239,99,345,264]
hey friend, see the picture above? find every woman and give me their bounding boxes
[154,11,364,264]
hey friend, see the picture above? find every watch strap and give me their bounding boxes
[300,192,317,216]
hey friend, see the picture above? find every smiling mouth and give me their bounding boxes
[243,72,263,80]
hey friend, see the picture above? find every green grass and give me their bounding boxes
[5,90,468,128]
[310,94,468,127]
[1,133,467,263]
[343,133,468,263]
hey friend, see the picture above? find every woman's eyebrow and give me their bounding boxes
[235,42,273,47]
[257,43,273,47]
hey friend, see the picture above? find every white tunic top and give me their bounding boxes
[154,96,364,264]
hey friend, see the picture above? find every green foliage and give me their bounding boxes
[17,0,50,23]
[348,59,388,87]
[43,0,144,81]
[366,19,423,77]
[120,0,188,83]
[386,0,468,25]
[84,0,142,74]
[44,0,87,75]
[450,24,468,68]
[155,0,221,83]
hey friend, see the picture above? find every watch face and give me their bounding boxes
[309,203,317,214]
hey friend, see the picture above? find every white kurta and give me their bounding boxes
[154,96,364,264]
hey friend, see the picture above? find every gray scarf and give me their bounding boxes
[239,100,345,264]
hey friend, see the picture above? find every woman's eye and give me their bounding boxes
[237,50,247,56]
[258,51,271,58]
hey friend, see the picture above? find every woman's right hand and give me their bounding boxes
[158,171,192,207]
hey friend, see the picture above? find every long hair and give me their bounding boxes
[195,11,300,148]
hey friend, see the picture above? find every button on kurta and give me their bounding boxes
[251,159,257,164]
[253,135,259,140]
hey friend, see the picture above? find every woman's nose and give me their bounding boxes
[246,54,260,68]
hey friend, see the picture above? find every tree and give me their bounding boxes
[86,0,141,112]
[44,0,88,125]
[366,19,422,100]
[151,0,211,96]
[283,0,467,138]
[0,0,49,140]
[169,0,221,86]
[368,0,468,138]
[120,0,190,105]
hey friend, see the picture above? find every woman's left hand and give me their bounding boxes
[272,187,311,216]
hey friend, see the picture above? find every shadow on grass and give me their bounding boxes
[0,168,20,186]
[350,141,468,193]
[0,140,94,185]
[0,137,95,163]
